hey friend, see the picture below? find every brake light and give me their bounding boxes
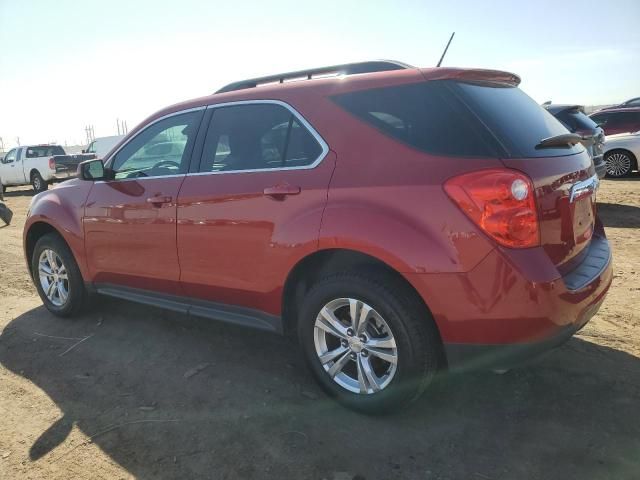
[48,157,56,169]
[444,169,539,248]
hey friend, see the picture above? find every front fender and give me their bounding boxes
[24,179,93,280]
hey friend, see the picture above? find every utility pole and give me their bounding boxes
[16,136,20,146]
[116,118,121,135]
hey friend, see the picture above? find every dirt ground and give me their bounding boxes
[0,178,638,480]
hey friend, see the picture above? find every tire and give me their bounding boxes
[605,150,634,178]
[31,172,48,193]
[298,271,442,413]
[31,233,86,317]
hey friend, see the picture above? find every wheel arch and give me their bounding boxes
[281,248,443,346]
[29,168,41,180]
[25,222,64,276]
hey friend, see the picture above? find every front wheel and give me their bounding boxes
[31,233,86,317]
[298,271,442,413]
[31,172,48,193]
[605,150,634,178]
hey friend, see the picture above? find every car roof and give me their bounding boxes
[592,107,640,115]
[133,62,521,138]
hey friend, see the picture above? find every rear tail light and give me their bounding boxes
[48,157,56,170]
[444,169,540,248]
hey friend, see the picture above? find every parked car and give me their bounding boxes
[544,104,606,179]
[589,108,640,136]
[83,135,124,159]
[602,131,640,177]
[599,97,640,111]
[24,61,612,412]
[0,145,95,193]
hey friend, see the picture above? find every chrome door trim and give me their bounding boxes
[99,99,329,182]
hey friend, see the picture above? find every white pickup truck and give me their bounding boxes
[0,145,94,194]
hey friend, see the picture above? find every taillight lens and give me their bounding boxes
[48,157,56,169]
[444,169,540,248]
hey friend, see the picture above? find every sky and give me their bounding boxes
[1,0,639,149]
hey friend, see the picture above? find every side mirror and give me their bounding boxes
[78,159,109,181]
[81,149,87,153]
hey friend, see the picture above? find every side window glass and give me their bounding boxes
[199,103,323,172]
[3,149,16,164]
[111,111,201,180]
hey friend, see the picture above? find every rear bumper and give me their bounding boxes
[405,233,612,371]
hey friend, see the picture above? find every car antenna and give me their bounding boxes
[436,32,455,67]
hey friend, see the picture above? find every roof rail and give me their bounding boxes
[215,60,413,94]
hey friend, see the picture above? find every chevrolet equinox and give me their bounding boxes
[24,61,612,412]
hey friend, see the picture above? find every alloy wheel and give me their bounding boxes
[313,298,398,394]
[38,249,69,307]
[606,152,632,177]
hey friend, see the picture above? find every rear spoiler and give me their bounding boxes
[421,67,521,87]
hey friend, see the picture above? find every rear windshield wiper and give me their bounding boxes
[535,133,582,149]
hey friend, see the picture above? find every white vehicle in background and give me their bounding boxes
[0,145,94,193]
[83,135,124,159]
[603,131,640,177]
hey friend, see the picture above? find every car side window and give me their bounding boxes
[3,149,17,164]
[199,103,323,172]
[110,111,202,180]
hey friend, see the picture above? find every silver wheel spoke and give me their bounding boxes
[366,335,396,349]
[318,346,348,365]
[327,350,351,378]
[349,298,362,330]
[46,250,56,270]
[365,346,398,364]
[356,303,372,335]
[357,355,381,393]
[316,307,349,339]
[57,282,68,303]
[39,262,53,275]
[46,280,56,298]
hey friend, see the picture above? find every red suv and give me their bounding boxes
[24,61,612,412]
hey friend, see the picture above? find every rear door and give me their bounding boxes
[177,101,334,314]
[84,109,204,294]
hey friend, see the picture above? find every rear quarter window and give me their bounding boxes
[332,81,503,158]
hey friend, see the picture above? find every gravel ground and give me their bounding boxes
[0,178,639,480]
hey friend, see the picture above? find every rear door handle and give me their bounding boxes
[263,183,301,197]
[146,195,172,205]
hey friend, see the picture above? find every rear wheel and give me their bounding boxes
[31,172,48,193]
[298,271,442,413]
[31,233,86,317]
[605,150,634,178]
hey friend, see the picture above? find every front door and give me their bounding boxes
[84,109,204,294]
[177,102,334,314]
[2,148,21,184]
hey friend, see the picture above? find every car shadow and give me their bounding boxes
[1,301,639,479]
[3,188,35,198]
[597,202,640,228]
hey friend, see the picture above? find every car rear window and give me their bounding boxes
[26,145,65,158]
[454,82,582,157]
[333,80,583,158]
[555,109,599,133]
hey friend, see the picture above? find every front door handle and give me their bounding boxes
[146,195,172,206]
[263,183,301,198]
